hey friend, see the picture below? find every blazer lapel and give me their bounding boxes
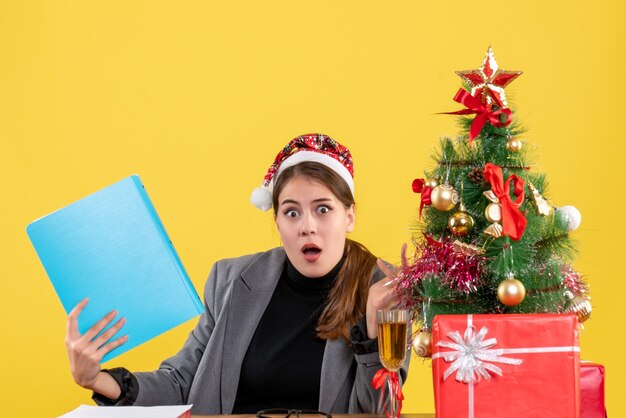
[319,336,354,411]
[220,248,286,413]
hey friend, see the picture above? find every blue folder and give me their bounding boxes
[27,175,204,362]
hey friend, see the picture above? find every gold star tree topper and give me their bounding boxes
[456,47,523,107]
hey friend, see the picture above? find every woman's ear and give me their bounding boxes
[345,204,355,233]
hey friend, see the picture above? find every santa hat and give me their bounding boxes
[250,133,354,211]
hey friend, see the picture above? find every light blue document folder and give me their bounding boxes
[27,175,204,362]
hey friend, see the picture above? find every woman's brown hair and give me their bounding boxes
[272,161,378,341]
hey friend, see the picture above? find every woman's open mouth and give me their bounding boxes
[301,243,322,262]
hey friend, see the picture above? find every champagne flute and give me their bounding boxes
[376,309,409,418]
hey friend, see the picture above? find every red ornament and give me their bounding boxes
[455,46,522,108]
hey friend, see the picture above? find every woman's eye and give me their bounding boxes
[285,210,299,218]
[317,206,331,214]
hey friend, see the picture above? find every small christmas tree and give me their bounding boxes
[397,47,590,358]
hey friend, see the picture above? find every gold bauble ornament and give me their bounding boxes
[506,137,523,152]
[565,296,592,323]
[484,202,502,223]
[497,277,526,306]
[430,184,459,211]
[425,178,439,189]
[412,331,432,358]
[448,211,475,236]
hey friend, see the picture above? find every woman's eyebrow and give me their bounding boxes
[311,198,333,204]
[279,198,300,206]
[279,197,333,206]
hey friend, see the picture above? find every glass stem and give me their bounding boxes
[387,372,398,418]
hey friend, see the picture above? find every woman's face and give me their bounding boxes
[275,175,355,278]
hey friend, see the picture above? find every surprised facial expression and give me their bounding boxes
[275,176,355,278]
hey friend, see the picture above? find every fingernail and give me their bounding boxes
[109,310,117,316]
[383,277,399,287]
[120,317,126,324]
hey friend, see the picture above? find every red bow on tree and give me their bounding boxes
[412,178,432,218]
[423,232,444,248]
[371,368,404,418]
[483,163,527,241]
[442,89,513,144]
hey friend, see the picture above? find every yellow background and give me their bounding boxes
[1,1,624,416]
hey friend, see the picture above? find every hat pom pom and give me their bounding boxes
[250,186,273,211]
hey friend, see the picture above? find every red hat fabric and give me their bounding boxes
[250,133,354,211]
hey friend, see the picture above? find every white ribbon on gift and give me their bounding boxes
[431,315,580,418]
[433,323,523,383]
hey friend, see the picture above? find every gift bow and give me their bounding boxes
[442,89,513,143]
[483,162,527,241]
[435,325,523,383]
[371,368,404,418]
[412,178,432,218]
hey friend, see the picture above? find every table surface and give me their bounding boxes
[192,415,435,418]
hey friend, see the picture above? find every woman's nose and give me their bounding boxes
[299,213,317,235]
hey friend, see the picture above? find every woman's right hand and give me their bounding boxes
[365,243,409,339]
[66,298,128,395]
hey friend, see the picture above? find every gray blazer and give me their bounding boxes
[131,247,409,414]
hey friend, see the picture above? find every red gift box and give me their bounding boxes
[580,362,607,418]
[432,314,580,418]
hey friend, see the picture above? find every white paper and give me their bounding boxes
[58,404,192,418]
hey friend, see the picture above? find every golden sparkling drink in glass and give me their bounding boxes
[376,309,409,418]
[377,321,409,371]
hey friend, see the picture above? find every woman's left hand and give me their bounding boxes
[365,243,408,339]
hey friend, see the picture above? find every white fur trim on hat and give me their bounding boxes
[250,186,273,211]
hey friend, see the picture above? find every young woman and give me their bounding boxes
[65,134,409,414]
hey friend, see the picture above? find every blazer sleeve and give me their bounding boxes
[347,265,411,413]
[129,260,222,405]
[348,331,410,413]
